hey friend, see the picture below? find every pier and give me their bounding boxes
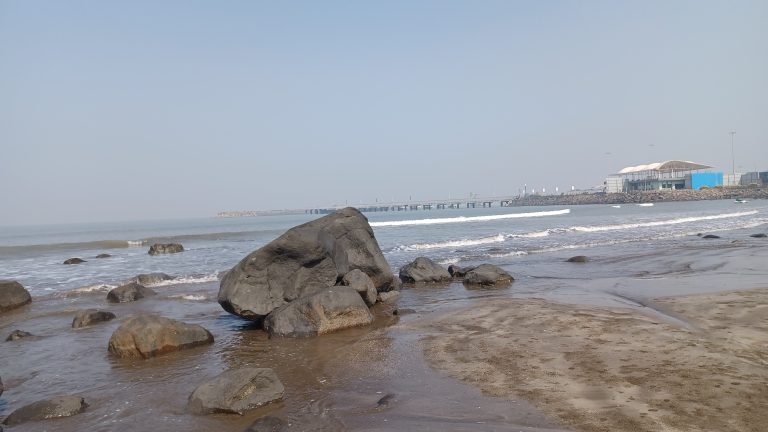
[304,195,524,214]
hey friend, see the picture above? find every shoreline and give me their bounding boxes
[418,287,768,432]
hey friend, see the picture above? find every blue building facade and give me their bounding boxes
[687,172,723,190]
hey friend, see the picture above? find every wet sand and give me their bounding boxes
[419,288,768,432]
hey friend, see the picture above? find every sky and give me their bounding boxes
[1,0,766,225]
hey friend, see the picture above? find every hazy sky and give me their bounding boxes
[1,1,766,225]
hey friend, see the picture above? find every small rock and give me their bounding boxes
[187,368,284,415]
[566,255,589,263]
[377,291,401,303]
[72,309,116,328]
[108,314,214,359]
[6,329,33,341]
[750,233,767,238]
[399,257,452,284]
[130,272,174,285]
[702,234,721,239]
[2,396,88,426]
[0,280,32,313]
[106,282,156,303]
[95,253,112,259]
[63,258,86,265]
[463,264,514,287]
[376,393,395,408]
[341,269,378,306]
[148,243,184,255]
[245,416,287,432]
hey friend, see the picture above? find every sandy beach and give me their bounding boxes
[419,288,768,432]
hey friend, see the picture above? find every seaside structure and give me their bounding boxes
[740,171,768,187]
[605,160,721,193]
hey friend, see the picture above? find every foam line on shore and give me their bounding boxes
[571,210,758,233]
[370,209,571,227]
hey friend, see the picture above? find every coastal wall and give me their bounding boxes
[506,187,768,207]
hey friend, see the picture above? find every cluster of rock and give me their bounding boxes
[398,257,514,287]
[217,207,397,337]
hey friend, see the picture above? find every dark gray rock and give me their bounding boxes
[448,265,475,278]
[72,309,116,328]
[398,257,452,284]
[2,395,88,426]
[108,314,214,359]
[95,253,112,259]
[218,208,394,321]
[566,255,589,263]
[130,272,174,285]
[63,258,86,265]
[106,282,156,303]
[187,368,284,415]
[0,280,32,313]
[245,416,287,432]
[702,234,721,239]
[750,233,767,238]
[148,243,184,255]
[264,286,373,338]
[341,269,377,306]
[6,329,33,341]
[462,264,514,287]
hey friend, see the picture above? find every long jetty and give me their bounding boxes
[305,195,524,214]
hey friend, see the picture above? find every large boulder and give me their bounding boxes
[130,272,174,285]
[462,264,514,287]
[108,315,214,359]
[264,286,373,338]
[341,269,377,306]
[106,282,156,303]
[63,257,86,264]
[72,309,116,328]
[398,257,452,284]
[218,208,394,321]
[6,329,33,341]
[0,280,32,312]
[2,395,88,426]
[148,243,184,255]
[187,368,284,415]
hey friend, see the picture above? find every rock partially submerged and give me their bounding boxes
[108,315,214,359]
[341,269,377,306]
[463,264,514,287]
[0,280,32,312]
[106,282,156,303]
[130,272,174,285]
[187,368,284,415]
[63,257,86,265]
[750,233,767,238]
[566,255,589,263]
[2,396,88,426]
[95,253,112,259]
[448,264,474,278]
[399,257,452,284]
[264,286,373,338]
[701,234,721,239]
[148,243,184,255]
[72,309,116,328]
[377,290,401,303]
[245,416,287,432]
[218,208,394,321]
[6,329,33,341]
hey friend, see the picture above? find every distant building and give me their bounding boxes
[605,160,720,192]
[740,171,768,186]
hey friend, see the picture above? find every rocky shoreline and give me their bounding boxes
[506,187,768,207]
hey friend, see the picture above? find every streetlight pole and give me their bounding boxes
[730,130,736,177]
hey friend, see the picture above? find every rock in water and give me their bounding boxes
[264,286,373,337]
[131,272,174,285]
[701,234,721,239]
[218,207,394,321]
[377,291,401,303]
[341,269,378,306]
[750,233,767,238]
[106,282,156,303]
[448,264,474,278]
[0,280,32,313]
[566,255,589,263]
[245,416,287,432]
[0,375,3,396]
[95,253,112,258]
[148,243,184,255]
[63,257,86,264]
[2,396,88,426]
[187,368,284,415]
[72,309,116,328]
[462,264,514,287]
[398,257,452,284]
[6,329,33,341]
[108,315,214,359]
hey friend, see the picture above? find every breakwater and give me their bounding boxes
[507,187,768,207]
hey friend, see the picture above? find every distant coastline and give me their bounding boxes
[216,187,768,218]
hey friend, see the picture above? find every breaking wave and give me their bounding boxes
[370,209,571,227]
[571,210,758,233]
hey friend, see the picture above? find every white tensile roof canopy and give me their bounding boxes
[617,160,712,175]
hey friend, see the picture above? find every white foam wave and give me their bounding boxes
[150,273,219,287]
[169,294,208,301]
[127,240,145,247]
[511,230,551,238]
[69,284,116,294]
[571,211,758,233]
[396,234,506,251]
[370,209,570,227]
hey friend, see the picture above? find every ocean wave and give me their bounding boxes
[147,273,220,287]
[370,209,570,227]
[168,294,209,301]
[394,234,506,251]
[571,210,758,233]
